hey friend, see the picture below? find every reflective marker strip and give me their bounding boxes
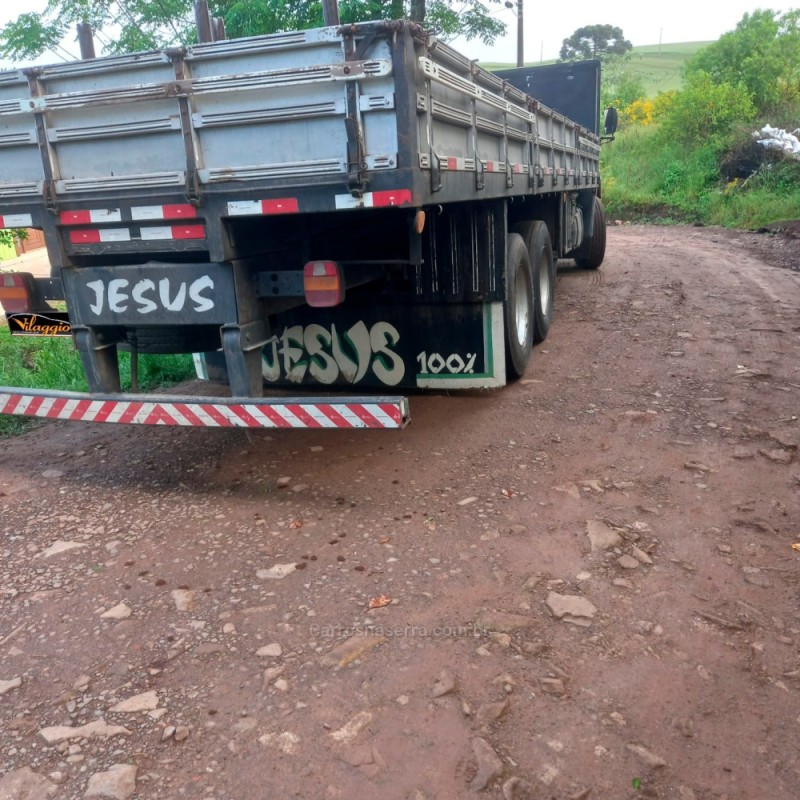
[0,213,33,228]
[170,225,205,240]
[334,189,413,210]
[70,226,205,243]
[60,209,122,225]
[131,204,197,220]
[138,225,205,240]
[139,227,174,240]
[69,228,131,244]
[227,198,299,216]
[0,390,409,429]
[62,207,197,225]
[433,159,527,175]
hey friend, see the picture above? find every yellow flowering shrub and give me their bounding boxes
[623,98,655,126]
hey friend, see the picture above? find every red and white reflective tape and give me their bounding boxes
[334,189,412,210]
[69,225,205,244]
[0,389,409,429]
[61,205,196,225]
[69,228,131,243]
[227,198,300,216]
[60,209,122,225]
[436,158,527,175]
[443,156,471,171]
[0,213,33,228]
[140,225,205,241]
[131,204,197,221]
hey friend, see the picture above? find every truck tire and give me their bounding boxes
[575,196,607,270]
[513,221,555,343]
[504,232,534,379]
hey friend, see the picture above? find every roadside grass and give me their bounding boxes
[0,326,196,437]
[602,126,719,221]
[601,125,800,228]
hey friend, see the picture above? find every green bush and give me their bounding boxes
[686,9,800,117]
[657,71,756,146]
[601,116,800,228]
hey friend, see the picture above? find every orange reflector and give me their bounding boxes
[0,273,34,313]
[303,261,345,307]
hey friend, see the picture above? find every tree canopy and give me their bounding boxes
[0,0,506,64]
[559,24,632,62]
[684,9,800,115]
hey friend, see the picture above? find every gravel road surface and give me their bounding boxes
[1,224,799,800]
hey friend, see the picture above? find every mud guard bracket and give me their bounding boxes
[221,319,270,397]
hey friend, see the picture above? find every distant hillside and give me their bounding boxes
[484,40,711,98]
[627,41,710,94]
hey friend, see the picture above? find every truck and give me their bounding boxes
[0,16,611,430]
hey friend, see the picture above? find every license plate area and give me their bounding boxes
[61,263,238,326]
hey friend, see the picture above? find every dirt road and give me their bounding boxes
[1,224,799,800]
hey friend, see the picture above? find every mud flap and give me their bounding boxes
[195,302,507,391]
[414,302,506,389]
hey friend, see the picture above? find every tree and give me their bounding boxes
[0,0,506,64]
[658,70,756,146]
[684,9,800,116]
[602,68,645,111]
[559,24,632,62]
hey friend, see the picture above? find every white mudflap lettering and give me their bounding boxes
[262,320,405,387]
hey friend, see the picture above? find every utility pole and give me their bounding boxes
[322,0,341,26]
[77,22,96,59]
[194,0,213,43]
[504,0,524,67]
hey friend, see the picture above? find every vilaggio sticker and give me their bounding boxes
[7,312,72,337]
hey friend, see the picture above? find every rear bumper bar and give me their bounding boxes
[0,388,409,429]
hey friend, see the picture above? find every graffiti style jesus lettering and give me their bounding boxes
[262,321,405,387]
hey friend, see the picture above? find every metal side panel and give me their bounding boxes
[0,70,44,197]
[0,387,410,429]
[0,25,403,204]
[192,42,398,182]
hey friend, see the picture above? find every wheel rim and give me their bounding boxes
[514,265,531,346]
[538,247,551,312]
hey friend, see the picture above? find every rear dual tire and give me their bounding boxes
[504,222,556,379]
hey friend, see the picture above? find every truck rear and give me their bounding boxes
[0,20,605,429]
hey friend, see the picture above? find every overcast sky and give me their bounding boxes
[0,0,793,69]
[453,0,792,63]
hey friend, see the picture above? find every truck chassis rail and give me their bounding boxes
[0,388,409,429]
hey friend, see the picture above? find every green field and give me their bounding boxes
[626,41,708,95]
[485,40,710,98]
[0,327,196,436]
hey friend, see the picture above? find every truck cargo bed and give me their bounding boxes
[0,21,600,269]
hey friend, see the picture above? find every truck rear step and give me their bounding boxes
[0,388,409,429]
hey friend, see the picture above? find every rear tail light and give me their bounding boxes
[303,261,345,307]
[0,273,38,314]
